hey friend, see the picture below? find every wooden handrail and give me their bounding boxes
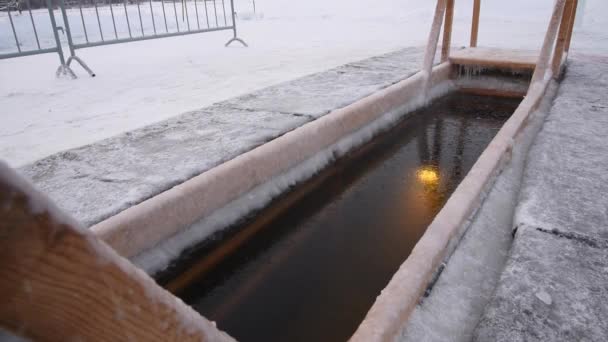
[470,0,481,47]
[551,0,576,77]
[0,162,234,342]
[531,0,567,84]
[422,0,447,97]
[441,0,455,62]
[564,0,578,53]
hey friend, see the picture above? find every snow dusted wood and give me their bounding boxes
[422,0,447,96]
[552,0,576,78]
[470,0,481,47]
[0,163,233,342]
[531,0,566,84]
[441,0,455,62]
[449,47,538,70]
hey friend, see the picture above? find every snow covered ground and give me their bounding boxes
[1,0,607,167]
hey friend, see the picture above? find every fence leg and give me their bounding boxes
[47,0,76,79]
[59,0,96,77]
[225,0,247,47]
[66,56,95,77]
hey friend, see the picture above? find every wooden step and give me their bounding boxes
[449,47,538,71]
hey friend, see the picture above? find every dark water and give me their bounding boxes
[172,93,521,342]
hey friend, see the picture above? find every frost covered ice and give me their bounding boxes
[474,56,608,341]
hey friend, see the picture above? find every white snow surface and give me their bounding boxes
[2,0,608,167]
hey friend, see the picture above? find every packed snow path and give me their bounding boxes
[474,56,608,341]
[19,47,425,227]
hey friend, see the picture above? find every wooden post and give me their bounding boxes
[441,0,455,62]
[0,163,234,342]
[422,0,447,97]
[551,0,575,78]
[470,0,481,47]
[564,0,578,53]
[531,0,566,84]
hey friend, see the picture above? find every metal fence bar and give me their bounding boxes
[221,0,227,26]
[94,0,104,41]
[48,0,76,78]
[203,0,210,28]
[161,0,169,32]
[124,0,133,38]
[136,0,145,36]
[212,0,218,27]
[1,0,245,78]
[149,0,157,34]
[7,8,21,53]
[59,0,94,77]
[71,25,231,48]
[25,0,41,50]
[225,0,246,46]
[109,1,119,39]
[79,1,90,43]
[172,0,179,32]
[184,0,191,30]
[193,0,200,29]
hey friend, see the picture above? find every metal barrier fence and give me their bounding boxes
[0,0,246,78]
[0,0,74,76]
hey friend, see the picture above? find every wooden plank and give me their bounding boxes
[449,47,538,70]
[0,163,233,342]
[531,0,566,84]
[441,0,455,62]
[470,0,481,47]
[564,0,578,52]
[552,0,576,78]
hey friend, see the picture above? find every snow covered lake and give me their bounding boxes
[1,0,607,167]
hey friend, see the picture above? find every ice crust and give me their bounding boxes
[18,48,426,228]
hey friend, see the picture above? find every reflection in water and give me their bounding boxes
[171,93,522,342]
[416,165,440,186]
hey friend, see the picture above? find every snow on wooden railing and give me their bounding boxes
[0,162,234,342]
[531,0,568,84]
[421,0,447,97]
[425,0,578,95]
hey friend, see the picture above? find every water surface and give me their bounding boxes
[171,93,522,342]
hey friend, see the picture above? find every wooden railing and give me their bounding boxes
[422,0,579,95]
[0,162,234,342]
[353,1,580,341]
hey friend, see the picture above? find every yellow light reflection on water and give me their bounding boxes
[416,166,440,186]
